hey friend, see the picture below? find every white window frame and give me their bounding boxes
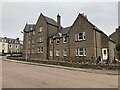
[76,48,86,56]
[50,38,53,45]
[50,51,53,56]
[2,39,4,42]
[33,31,35,35]
[38,37,43,43]
[63,49,67,56]
[63,36,67,43]
[56,39,59,44]
[40,47,43,53]
[38,47,40,53]
[75,32,86,41]
[28,40,30,45]
[39,27,43,33]
[56,49,59,56]
[32,40,34,45]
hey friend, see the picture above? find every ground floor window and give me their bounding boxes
[76,48,86,56]
[50,51,53,56]
[63,49,67,56]
[56,49,59,56]
[38,47,43,53]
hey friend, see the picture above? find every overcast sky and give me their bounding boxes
[1,1,119,40]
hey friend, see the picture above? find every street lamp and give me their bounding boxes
[21,31,28,62]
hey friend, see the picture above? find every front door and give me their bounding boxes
[102,48,108,60]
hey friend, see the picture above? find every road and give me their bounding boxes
[2,59,118,88]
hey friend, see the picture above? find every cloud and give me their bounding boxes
[2,2,118,40]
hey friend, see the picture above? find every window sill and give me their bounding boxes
[75,39,86,42]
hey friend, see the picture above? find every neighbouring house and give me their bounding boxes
[109,26,120,60]
[109,26,120,44]
[22,13,116,63]
[0,37,23,55]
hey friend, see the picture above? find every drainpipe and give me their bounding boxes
[95,30,98,63]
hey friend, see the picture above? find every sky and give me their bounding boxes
[1,0,119,40]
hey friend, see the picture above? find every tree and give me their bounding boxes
[116,43,120,60]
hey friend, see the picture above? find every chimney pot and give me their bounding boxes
[57,14,61,31]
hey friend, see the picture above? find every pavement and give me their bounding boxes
[2,57,119,75]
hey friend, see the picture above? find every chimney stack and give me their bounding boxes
[57,14,61,31]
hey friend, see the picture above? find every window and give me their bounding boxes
[38,47,43,53]
[9,44,12,48]
[75,32,85,41]
[63,49,67,56]
[76,48,86,56]
[32,40,34,45]
[40,47,43,53]
[31,27,33,30]
[56,39,59,44]
[32,48,34,53]
[33,31,35,35]
[50,38,53,45]
[38,37,43,43]
[28,40,30,45]
[38,27,43,32]
[38,47,40,53]
[2,39,4,42]
[16,45,18,49]
[63,36,67,43]
[56,49,59,56]
[50,51,53,56]
[15,50,18,52]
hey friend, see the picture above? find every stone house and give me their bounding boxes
[22,13,116,63]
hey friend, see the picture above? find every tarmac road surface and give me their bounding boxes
[2,59,118,88]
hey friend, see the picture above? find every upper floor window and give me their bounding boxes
[63,49,67,56]
[76,48,86,56]
[28,40,30,45]
[56,49,59,56]
[63,36,67,43]
[38,37,43,43]
[75,32,85,41]
[38,27,43,33]
[33,31,35,35]
[32,48,34,53]
[50,38,53,45]
[56,39,59,45]
[16,45,18,49]
[32,40,34,45]
[2,39,4,42]
[9,44,12,48]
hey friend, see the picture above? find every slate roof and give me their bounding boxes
[0,37,20,44]
[24,24,35,32]
[60,26,71,34]
[44,16,57,26]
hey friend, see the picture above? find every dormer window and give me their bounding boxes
[56,39,59,44]
[50,38,53,45]
[63,36,67,43]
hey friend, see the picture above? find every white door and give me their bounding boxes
[102,48,108,60]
